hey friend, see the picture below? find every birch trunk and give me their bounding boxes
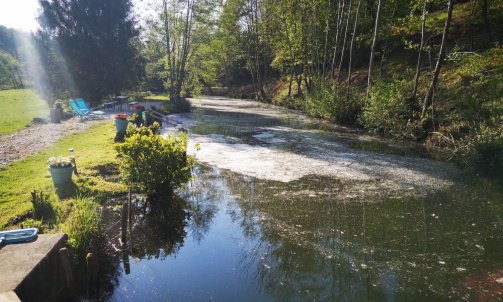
[347,0,362,90]
[412,0,427,102]
[337,0,353,82]
[421,0,454,117]
[366,0,383,98]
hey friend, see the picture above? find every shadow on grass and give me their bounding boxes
[55,181,80,199]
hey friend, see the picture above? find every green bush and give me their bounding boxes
[304,80,337,119]
[116,127,194,199]
[362,79,420,139]
[471,123,503,177]
[334,87,365,126]
[61,196,103,260]
[304,80,364,126]
[162,98,191,113]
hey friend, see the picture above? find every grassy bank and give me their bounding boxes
[0,121,125,228]
[266,47,503,178]
[0,89,49,135]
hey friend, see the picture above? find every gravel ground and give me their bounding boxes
[0,114,114,166]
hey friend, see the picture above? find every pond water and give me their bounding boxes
[102,97,502,301]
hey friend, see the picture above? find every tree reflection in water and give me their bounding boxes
[222,170,503,301]
[128,197,187,260]
[95,165,502,301]
[92,175,218,300]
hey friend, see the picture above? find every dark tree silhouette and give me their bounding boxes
[39,0,143,104]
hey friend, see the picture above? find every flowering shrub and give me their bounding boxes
[115,113,128,120]
[48,156,73,168]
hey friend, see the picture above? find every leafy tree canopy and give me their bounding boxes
[39,0,144,104]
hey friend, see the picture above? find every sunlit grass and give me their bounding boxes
[393,1,503,37]
[0,89,49,135]
[142,94,169,102]
[0,122,126,228]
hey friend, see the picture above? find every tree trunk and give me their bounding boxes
[337,0,353,82]
[253,0,267,100]
[329,0,345,79]
[321,0,332,77]
[282,8,296,97]
[481,0,492,43]
[422,0,454,117]
[412,0,427,102]
[313,3,320,76]
[366,0,383,98]
[347,0,362,91]
[173,0,193,100]
[379,0,398,77]
[162,0,174,98]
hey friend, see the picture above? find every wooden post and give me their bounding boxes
[121,199,131,275]
[128,187,132,232]
[59,247,74,293]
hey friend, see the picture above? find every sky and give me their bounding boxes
[0,0,154,32]
[0,0,41,32]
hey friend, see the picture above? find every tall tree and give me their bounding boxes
[321,0,332,77]
[481,0,491,43]
[161,0,197,100]
[378,0,398,77]
[329,0,346,79]
[39,0,142,104]
[337,0,354,82]
[366,0,383,98]
[347,0,362,91]
[412,0,428,102]
[0,50,23,89]
[421,0,455,117]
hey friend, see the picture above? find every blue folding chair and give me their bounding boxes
[69,100,103,120]
[74,98,104,115]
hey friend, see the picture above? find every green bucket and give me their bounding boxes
[115,119,129,133]
[48,165,74,186]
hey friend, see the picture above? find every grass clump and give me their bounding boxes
[0,89,49,135]
[60,195,103,260]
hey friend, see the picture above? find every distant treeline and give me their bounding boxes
[1,0,502,176]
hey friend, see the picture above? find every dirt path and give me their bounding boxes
[0,115,114,165]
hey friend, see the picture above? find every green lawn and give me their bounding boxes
[0,89,49,136]
[0,122,125,228]
[141,94,169,102]
[138,93,191,113]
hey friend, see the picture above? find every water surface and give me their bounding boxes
[106,97,503,301]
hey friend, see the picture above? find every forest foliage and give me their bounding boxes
[0,0,502,175]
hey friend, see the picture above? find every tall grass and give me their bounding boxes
[60,195,103,260]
